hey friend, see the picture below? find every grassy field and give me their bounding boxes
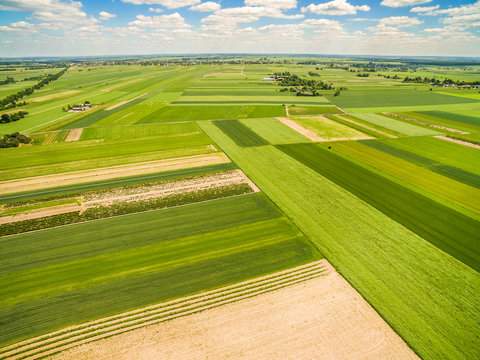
[214,120,269,147]
[288,115,369,140]
[353,113,441,136]
[199,120,480,360]
[135,104,286,123]
[327,89,478,109]
[0,193,321,346]
[239,118,310,144]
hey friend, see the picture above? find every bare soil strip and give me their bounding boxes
[434,135,480,149]
[0,261,329,360]
[335,114,397,138]
[0,204,80,225]
[82,170,258,207]
[0,170,255,226]
[65,128,83,142]
[384,112,469,134]
[276,117,326,141]
[39,260,417,360]
[0,153,230,195]
[105,93,148,111]
[30,90,81,103]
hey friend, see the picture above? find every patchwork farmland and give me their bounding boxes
[0,56,479,360]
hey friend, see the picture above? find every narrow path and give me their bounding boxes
[434,135,480,149]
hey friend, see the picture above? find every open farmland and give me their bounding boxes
[1,56,479,360]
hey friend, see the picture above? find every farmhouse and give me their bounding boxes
[71,103,91,111]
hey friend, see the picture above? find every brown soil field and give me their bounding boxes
[65,128,83,142]
[105,93,147,110]
[434,135,480,149]
[46,261,418,360]
[0,153,230,195]
[0,204,80,225]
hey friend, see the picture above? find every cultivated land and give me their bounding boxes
[0,56,479,360]
[47,261,418,360]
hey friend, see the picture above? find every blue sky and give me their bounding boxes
[0,0,479,57]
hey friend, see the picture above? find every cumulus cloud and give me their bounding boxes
[121,0,200,9]
[129,13,191,28]
[244,0,297,9]
[380,0,432,8]
[410,5,439,13]
[379,16,423,27]
[149,7,163,13]
[99,11,116,20]
[0,0,92,25]
[189,2,220,12]
[302,0,370,16]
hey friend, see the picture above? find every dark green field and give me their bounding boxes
[277,143,480,271]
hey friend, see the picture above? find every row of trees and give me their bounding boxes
[403,76,480,86]
[0,77,15,85]
[0,111,28,124]
[0,132,31,148]
[0,67,68,110]
[274,72,333,96]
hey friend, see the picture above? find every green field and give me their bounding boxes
[288,115,369,139]
[0,193,321,345]
[136,104,286,123]
[327,89,478,109]
[199,120,480,360]
[353,113,441,136]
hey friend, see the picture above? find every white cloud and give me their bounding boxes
[149,7,163,13]
[99,11,116,20]
[380,0,432,8]
[379,16,423,27]
[301,0,370,16]
[442,13,480,25]
[410,5,439,13]
[121,0,200,9]
[301,18,343,31]
[189,2,220,12]
[244,0,297,9]
[129,13,191,28]
[421,1,480,16]
[0,0,93,25]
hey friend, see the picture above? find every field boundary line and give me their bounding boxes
[434,135,480,149]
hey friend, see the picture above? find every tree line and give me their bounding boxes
[0,132,31,148]
[0,110,28,124]
[0,77,15,85]
[274,72,333,96]
[403,76,480,86]
[0,67,68,111]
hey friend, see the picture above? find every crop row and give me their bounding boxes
[0,260,329,360]
[0,183,252,236]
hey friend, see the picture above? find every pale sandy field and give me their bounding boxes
[49,262,418,360]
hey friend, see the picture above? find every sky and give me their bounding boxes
[0,0,479,58]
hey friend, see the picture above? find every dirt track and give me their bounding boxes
[434,135,480,149]
[105,93,147,110]
[0,153,230,195]
[47,261,418,360]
